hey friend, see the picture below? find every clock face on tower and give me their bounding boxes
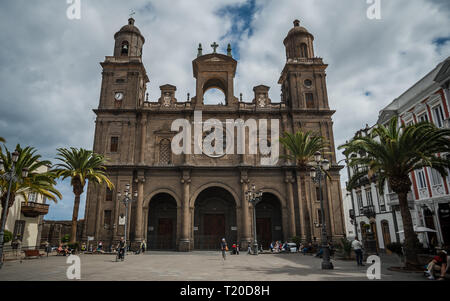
[115,92,124,101]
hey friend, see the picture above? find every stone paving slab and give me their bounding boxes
[0,251,426,281]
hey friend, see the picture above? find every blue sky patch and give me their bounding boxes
[216,0,259,59]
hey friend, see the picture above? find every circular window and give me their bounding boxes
[304,79,312,87]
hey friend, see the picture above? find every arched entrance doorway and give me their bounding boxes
[147,193,178,250]
[194,187,237,249]
[255,193,283,249]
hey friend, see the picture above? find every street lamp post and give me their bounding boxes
[117,183,137,260]
[0,151,28,269]
[246,184,263,255]
[310,151,334,270]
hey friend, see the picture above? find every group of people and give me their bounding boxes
[56,244,73,256]
[424,250,448,281]
[269,241,290,253]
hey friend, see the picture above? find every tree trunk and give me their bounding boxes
[0,193,14,234]
[397,191,420,268]
[70,193,81,244]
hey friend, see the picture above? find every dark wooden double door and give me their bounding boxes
[156,218,175,250]
[202,214,225,249]
[256,218,272,249]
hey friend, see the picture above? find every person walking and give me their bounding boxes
[221,238,228,261]
[116,237,126,261]
[352,237,364,266]
[141,239,147,254]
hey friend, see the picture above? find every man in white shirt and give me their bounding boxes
[352,237,364,266]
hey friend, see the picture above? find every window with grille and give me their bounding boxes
[28,192,37,203]
[110,137,119,153]
[13,220,26,241]
[365,189,373,206]
[418,113,429,123]
[104,210,112,229]
[433,105,445,128]
[159,139,172,165]
[105,188,113,202]
[378,190,386,212]
[316,186,323,201]
[416,169,427,189]
[305,93,314,109]
[430,168,442,186]
[356,191,363,210]
[300,43,308,58]
[317,209,322,224]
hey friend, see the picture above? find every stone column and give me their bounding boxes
[285,171,296,238]
[239,170,251,249]
[139,114,147,165]
[304,176,314,242]
[134,174,145,243]
[180,169,191,251]
[295,170,306,241]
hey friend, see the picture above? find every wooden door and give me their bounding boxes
[381,221,392,254]
[158,218,174,249]
[256,218,272,249]
[203,214,225,249]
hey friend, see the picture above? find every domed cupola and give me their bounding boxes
[113,18,145,57]
[283,19,315,61]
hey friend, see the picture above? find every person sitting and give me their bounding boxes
[315,247,324,258]
[57,244,64,256]
[425,251,448,280]
[232,243,237,255]
[303,243,313,255]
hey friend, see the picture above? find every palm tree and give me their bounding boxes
[339,117,450,268]
[0,137,5,143]
[53,148,114,244]
[280,130,329,242]
[0,144,61,229]
[280,131,329,168]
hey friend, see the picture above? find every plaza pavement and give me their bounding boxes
[0,251,425,281]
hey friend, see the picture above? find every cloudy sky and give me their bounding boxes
[0,0,449,220]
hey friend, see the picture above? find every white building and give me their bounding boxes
[1,165,51,250]
[343,56,450,251]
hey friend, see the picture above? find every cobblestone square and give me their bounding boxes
[0,252,425,281]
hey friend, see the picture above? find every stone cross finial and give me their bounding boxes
[197,43,203,57]
[227,44,232,56]
[211,42,219,53]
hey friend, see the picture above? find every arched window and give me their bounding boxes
[121,41,129,56]
[300,43,308,58]
[381,220,391,248]
[159,139,172,165]
[203,88,226,105]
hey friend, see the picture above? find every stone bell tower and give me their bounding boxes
[97,17,149,111]
[279,20,330,111]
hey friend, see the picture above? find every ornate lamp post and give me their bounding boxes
[246,184,263,255]
[310,151,334,270]
[0,151,28,269]
[117,183,137,260]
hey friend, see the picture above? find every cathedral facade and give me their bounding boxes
[83,18,346,251]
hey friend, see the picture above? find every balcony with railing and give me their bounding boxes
[361,205,376,219]
[386,192,414,208]
[21,202,49,218]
